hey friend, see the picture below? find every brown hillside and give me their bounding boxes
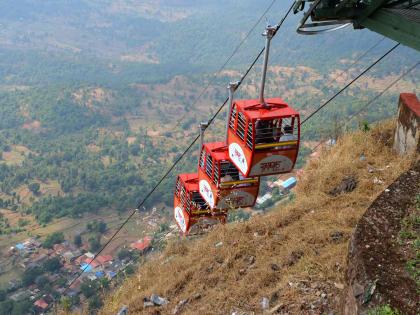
[101,122,411,315]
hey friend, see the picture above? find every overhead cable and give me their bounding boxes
[174,0,280,127]
[301,43,400,125]
[64,2,295,293]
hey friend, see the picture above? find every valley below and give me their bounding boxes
[0,0,418,313]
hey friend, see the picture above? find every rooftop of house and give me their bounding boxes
[34,299,49,310]
[130,236,153,251]
[96,255,113,265]
[84,258,100,268]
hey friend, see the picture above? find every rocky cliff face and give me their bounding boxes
[344,160,420,315]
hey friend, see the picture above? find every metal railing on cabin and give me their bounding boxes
[219,161,258,187]
[205,154,213,179]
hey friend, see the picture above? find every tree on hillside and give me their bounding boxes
[11,299,32,315]
[89,235,101,252]
[80,280,97,298]
[117,248,132,261]
[43,257,62,272]
[0,300,13,315]
[86,221,94,231]
[99,277,109,290]
[74,234,82,247]
[61,297,72,312]
[35,275,49,289]
[124,264,135,275]
[28,182,40,195]
[0,290,5,302]
[22,267,43,285]
[86,220,107,234]
[88,294,103,312]
[42,232,64,248]
[129,144,140,156]
[98,221,107,233]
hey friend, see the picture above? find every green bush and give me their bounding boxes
[42,232,64,248]
[367,305,400,315]
[228,209,251,223]
[28,182,40,194]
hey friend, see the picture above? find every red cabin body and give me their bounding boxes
[227,98,300,177]
[197,142,259,210]
[174,173,226,235]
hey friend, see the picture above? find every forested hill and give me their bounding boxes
[1,0,417,87]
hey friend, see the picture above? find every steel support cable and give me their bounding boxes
[63,3,295,294]
[62,39,401,297]
[65,15,394,296]
[248,35,386,142]
[309,60,419,152]
[269,32,385,95]
[174,0,280,128]
[343,60,419,127]
[65,61,420,312]
[301,42,401,125]
[299,36,386,108]
[63,134,200,292]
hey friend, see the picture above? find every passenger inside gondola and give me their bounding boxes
[255,118,298,147]
[255,119,272,144]
[220,161,251,187]
[191,192,208,210]
[272,119,282,141]
[280,125,297,142]
[228,163,240,181]
[220,161,240,182]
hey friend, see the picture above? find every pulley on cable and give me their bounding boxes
[292,0,359,35]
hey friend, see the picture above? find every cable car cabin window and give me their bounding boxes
[199,150,206,170]
[236,112,246,141]
[278,117,298,143]
[255,117,298,150]
[271,119,282,142]
[229,105,237,130]
[255,119,281,144]
[205,154,213,179]
[246,122,253,150]
[220,161,240,183]
[192,192,208,210]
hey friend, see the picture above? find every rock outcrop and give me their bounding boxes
[344,160,420,315]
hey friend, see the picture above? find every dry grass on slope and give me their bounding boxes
[101,122,411,315]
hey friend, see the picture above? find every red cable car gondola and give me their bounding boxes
[197,141,260,210]
[226,24,300,177]
[227,98,300,177]
[173,24,300,234]
[174,173,227,235]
